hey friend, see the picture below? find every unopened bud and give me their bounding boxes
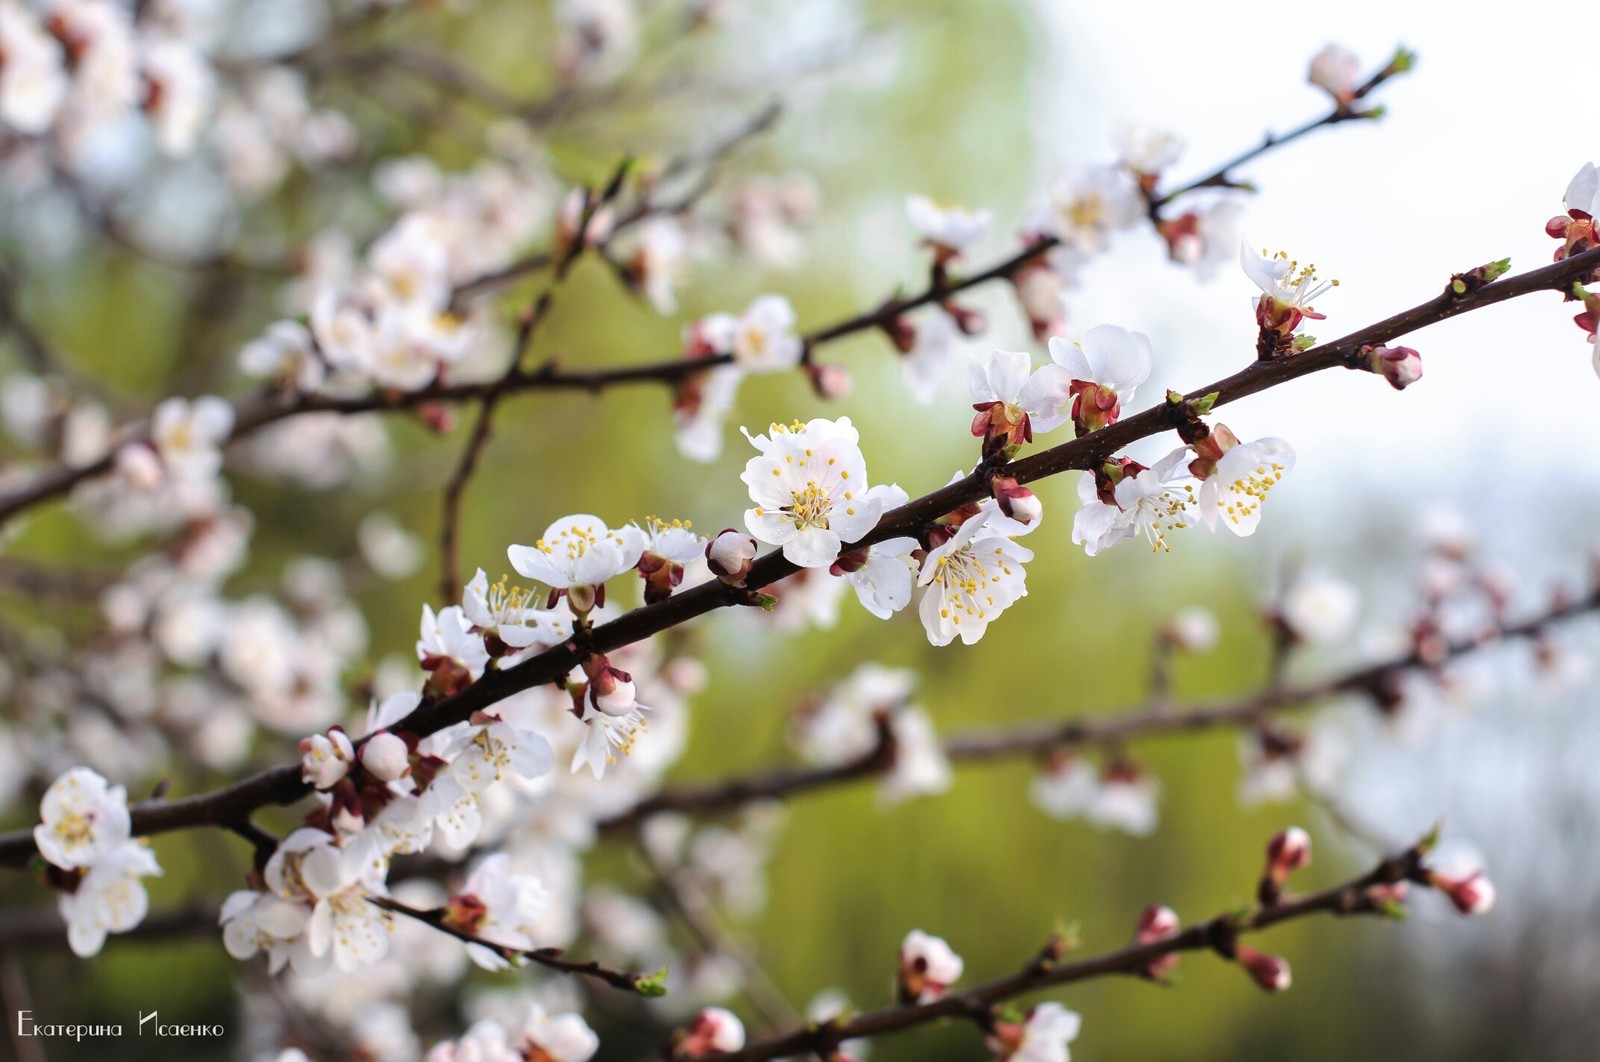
[1135,904,1180,942]
[1361,344,1422,390]
[589,665,638,717]
[881,315,917,354]
[361,731,410,782]
[676,1007,746,1057]
[1260,826,1313,904]
[808,362,852,400]
[1133,904,1181,980]
[706,529,757,582]
[991,475,1042,527]
[1235,944,1292,993]
[442,891,489,935]
[1428,869,1495,916]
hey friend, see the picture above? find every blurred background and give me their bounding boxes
[2,1,1598,1059]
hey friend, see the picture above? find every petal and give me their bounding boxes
[783,528,843,569]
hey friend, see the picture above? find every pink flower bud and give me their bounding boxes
[1133,904,1182,981]
[1135,904,1180,943]
[991,475,1042,526]
[589,666,638,717]
[1268,826,1313,874]
[706,529,757,582]
[1429,869,1495,916]
[808,362,852,400]
[677,1007,745,1056]
[1363,344,1423,390]
[1259,826,1313,905]
[1235,943,1292,993]
[361,731,410,782]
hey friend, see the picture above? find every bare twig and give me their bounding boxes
[368,896,665,996]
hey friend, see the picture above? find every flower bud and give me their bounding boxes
[327,777,365,835]
[1135,904,1180,942]
[361,731,410,782]
[1260,826,1313,904]
[1307,43,1360,105]
[808,362,852,400]
[881,315,917,354]
[1235,944,1292,993]
[1361,344,1423,390]
[706,529,757,582]
[1428,869,1495,916]
[1133,904,1181,981]
[991,475,1042,527]
[676,1007,746,1057]
[589,665,638,717]
[442,891,489,935]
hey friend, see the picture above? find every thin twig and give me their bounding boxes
[715,840,1435,1061]
[368,896,665,996]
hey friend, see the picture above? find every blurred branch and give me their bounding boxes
[0,246,1597,867]
[0,74,1407,531]
[0,903,218,949]
[368,896,665,996]
[716,838,1436,1061]
[1147,48,1413,214]
[436,160,628,599]
[596,590,1600,832]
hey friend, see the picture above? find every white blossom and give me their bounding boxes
[507,515,646,592]
[151,395,234,479]
[1048,164,1140,253]
[1196,437,1295,536]
[906,195,992,252]
[967,349,1073,437]
[899,929,963,1003]
[59,840,161,957]
[1281,573,1359,645]
[916,512,1033,646]
[34,767,131,870]
[742,417,885,569]
[300,728,356,790]
[1071,448,1197,556]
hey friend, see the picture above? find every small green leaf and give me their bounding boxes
[1485,258,1511,282]
[1190,392,1220,416]
[635,968,671,997]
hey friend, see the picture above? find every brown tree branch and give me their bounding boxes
[0,83,1383,531]
[0,245,1595,869]
[714,839,1435,1061]
[595,590,1600,832]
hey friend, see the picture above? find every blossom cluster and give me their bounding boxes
[32,767,160,957]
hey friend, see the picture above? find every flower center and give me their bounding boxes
[52,811,94,850]
[1222,461,1285,526]
[788,481,833,530]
